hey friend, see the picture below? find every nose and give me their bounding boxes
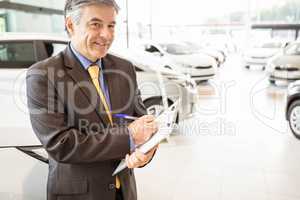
[99,26,111,39]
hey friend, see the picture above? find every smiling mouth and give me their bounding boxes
[94,42,108,47]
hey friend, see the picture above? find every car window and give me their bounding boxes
[44,42,67,57]
[134,65,144,72]
[160,43,193,55]
[145,45,160,53]
[0,42,35,65]
[285,43,300,55]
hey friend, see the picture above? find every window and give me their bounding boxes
[145,45,160,53]
[44,42,67,57]
[0,42,36,68]
[285,43,300,56]
[134,65,144,72]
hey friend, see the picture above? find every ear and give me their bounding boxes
[65,17,74,35]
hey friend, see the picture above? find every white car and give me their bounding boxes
[184,41,226,67]
[266,41,300,84]
[242,40,289,69]
[286,80,300,140]
[138,41,218,83]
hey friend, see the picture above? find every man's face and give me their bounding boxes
[66,4,116,61]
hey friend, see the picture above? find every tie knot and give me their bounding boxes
[88,65,99,79]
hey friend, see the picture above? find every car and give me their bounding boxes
[286,80,300,140]
[137,41,218,83]
[0,33,59,199]
[242,40,289,70]
[266,41,300,84]
[184,41,226,67]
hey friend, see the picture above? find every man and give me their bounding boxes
[26,0,158,200]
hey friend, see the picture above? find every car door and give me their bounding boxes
[0,40,49,199]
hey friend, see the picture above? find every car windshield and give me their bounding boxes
[159,43,193,55]
[285,43,300,55]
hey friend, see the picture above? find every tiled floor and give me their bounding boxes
[135,55,300,200]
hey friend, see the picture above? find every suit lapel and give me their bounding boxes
[63,45,111,125]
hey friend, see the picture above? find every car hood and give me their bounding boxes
[110,48,188,79]
[170,53,216,67]
[271,54,300,67]
[244,48,280,58]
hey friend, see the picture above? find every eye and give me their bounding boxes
[108,24,115,29]
[90,22,101,29]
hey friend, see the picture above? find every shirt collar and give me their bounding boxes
[70,43,102,70]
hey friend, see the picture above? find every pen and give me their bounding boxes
[113,114,138,120]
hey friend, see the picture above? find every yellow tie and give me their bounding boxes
[87,65,121,189]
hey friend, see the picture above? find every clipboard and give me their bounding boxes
[112,100,179,176]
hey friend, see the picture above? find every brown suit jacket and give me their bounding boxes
[26,45,147,200]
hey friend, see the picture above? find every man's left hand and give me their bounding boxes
[125,146,158,168]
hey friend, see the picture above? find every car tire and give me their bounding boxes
[245,65,250,69]
[262,66,266,70]
[287,100,300,140]
[143,97,179,123]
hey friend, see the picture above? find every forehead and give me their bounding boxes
[80,4,117,22]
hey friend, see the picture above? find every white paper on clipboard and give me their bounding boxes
[112,100,179,176]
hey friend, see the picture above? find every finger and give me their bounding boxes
[128,154,137,168]
[125,154,133,168]
[132,152,140,164]
[146,145,158,157]
[135,149,147,161]
[144,123,158,132]
[147,121,158,129]
[143,115,155,122]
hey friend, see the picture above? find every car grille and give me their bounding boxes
[275,66,300,71]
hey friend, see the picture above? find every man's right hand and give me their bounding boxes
[128,115,158,145]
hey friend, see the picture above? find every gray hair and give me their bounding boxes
[64,0,120,25]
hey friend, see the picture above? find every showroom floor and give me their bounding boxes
[135,54,300,200]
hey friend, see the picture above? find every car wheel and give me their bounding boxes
[262,66,266,70]
[269,79,276,84]
[245,65,250,69]
[288,100,300,140]
[143,97,179,123]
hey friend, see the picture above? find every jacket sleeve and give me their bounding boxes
[130,64,147,117]
[128,63,157,167]
[26,68,130,164]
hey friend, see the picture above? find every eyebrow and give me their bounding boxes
[89,17,116,24]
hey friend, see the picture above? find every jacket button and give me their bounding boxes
[109,183,116,190]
